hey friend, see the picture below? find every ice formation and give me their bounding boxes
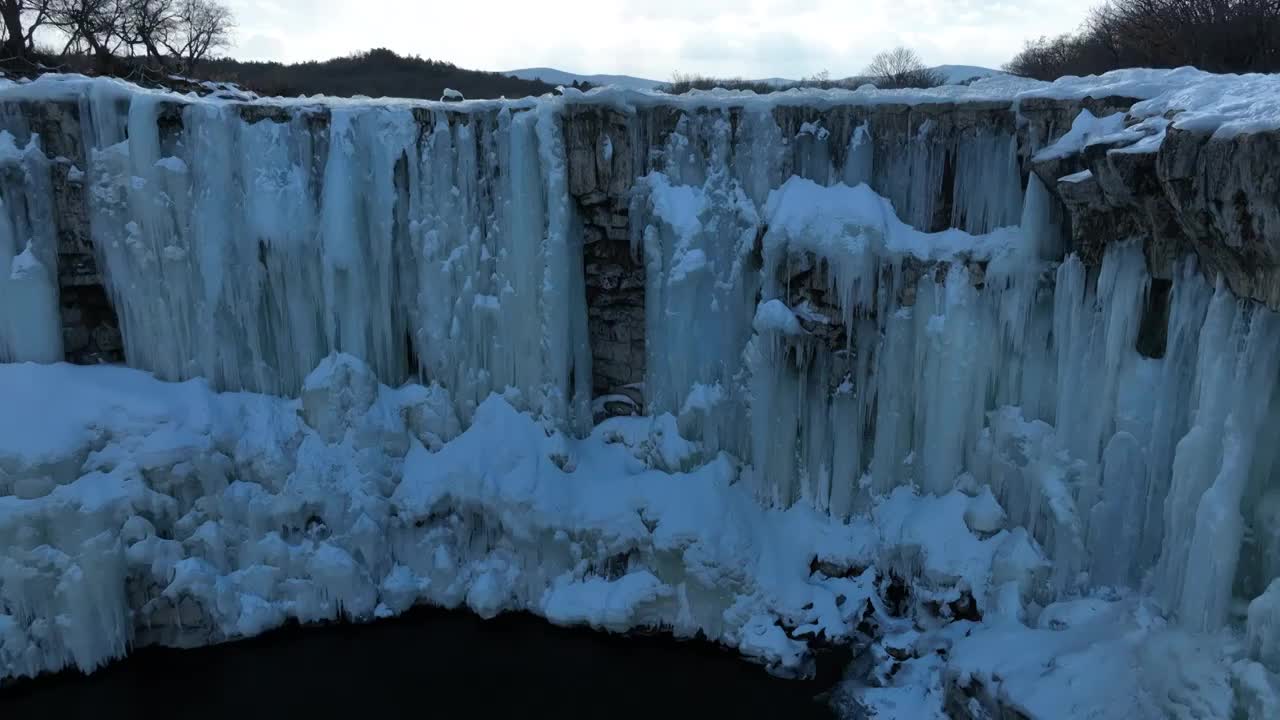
[0,130,61,363]
[2,69,1280,716]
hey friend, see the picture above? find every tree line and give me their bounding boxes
[0,0,233,73]
[200,48,559,101]
[1006,0,1280,79]
[658,47,946,94]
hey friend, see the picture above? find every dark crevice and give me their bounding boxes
[1137,278,1173,359]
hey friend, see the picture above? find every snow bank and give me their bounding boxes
[15,357,1245,718]
[1018,67,1280,138]
[761,177,1023,264]
[0,357,1020,683]
[1032,109,1128,162]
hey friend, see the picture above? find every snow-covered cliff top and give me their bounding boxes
[1,66,1277,138]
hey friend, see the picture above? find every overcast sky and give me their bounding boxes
[223,0,1094,80]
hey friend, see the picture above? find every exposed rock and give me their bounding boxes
[1055,170,1144,268]
[565,106,646,398]
[1157,127,1280,307]
[1038,115,1280,308]
[238,104,293,124]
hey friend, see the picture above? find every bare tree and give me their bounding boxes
[161,0,231,73]
[1007,0,1280,79]
[47,0,132,67]
[1087,0,1280,73]
[1,0,50,59]
[862,47,944,89]
[124,0,179,66]
[1004,33,1117,79]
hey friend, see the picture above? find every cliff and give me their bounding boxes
[1,69,1279,717]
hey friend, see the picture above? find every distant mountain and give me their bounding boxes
[502,67,661,91]
[500,64,1005,92]
[931,65,1005,84]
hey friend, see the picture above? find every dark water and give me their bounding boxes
[0,607,838,719]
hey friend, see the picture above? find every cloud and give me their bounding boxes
[617,0,743,21]
[218,0,1096,79]
[232,34,285,62]
[676,30,833,77]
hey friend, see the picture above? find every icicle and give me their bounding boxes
[1139,260,1211,565]
[0,131,62,362]
[534,102,593,433]
[1088,432,1148,588]
[841,122,873,187]
[1174,300,1280,630]
[637,111,760,460]
[873,116,947,230]
[794,121,835,185]
[950,131,1024,234]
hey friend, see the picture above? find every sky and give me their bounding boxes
[223,0,1095,80]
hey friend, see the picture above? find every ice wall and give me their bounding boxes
[0,129,62,363]
[622,98,1280,639]
[53,89,592,431]
[1,73,1279,666]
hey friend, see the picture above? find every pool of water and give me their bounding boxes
[1,607,839,719]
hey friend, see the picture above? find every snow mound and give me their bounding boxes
[0,358,1018,683]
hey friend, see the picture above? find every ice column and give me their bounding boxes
[0,130,63,363]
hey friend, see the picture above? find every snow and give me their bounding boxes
[753,299,804,336]
[0,357,1003,683]
[1032,109,1128,162]
[0,67,1273,142]
[1059,169,1094,183]
[931,64,1005,85]
[501,67,662,91]
[947,599,1237,718]
[761,177,1023,264]
[1020,67,1280,138]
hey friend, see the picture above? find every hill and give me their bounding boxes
[195,49,559,100]
[501,65,1004,91]
[931,65,1004,84]
[502,67,660,91]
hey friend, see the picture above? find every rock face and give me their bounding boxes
[1026,101,1280,309]
[563,106,646,405]
[1157,127,1280,307]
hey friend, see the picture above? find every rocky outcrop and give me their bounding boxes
[564,106,647,405]
[1027,101,1280,309]
[1157,127,1280,307]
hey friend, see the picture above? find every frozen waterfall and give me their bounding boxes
[2,73,1280,707]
